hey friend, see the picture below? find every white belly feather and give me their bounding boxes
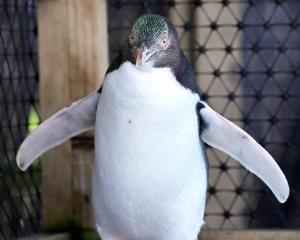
[93,62,207,240]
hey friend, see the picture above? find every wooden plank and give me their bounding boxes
[18,233,70,240]
[168,0,194,61]
[199,230,300,240]
[68,0,108,229]
[72,139,95,229]
[67,0,108,102]
[38,0,73,230]
[17,230,300,240]
[37,0,108,230]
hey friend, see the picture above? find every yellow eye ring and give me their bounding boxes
[160,37,169,49]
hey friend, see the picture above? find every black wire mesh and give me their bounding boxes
[0,0,41,239]
[108,0,300,230]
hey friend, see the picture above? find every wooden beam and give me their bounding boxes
[199,230,300,240]
[19,233,70,240]
[18,230,300,240]
[37,0,108,230]
[72,139,95,229]
[168,0,194,62]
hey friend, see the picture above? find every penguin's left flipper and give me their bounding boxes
[198,101,289,203]
[17,91,100,171]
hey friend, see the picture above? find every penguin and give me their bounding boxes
[17,14,289,240]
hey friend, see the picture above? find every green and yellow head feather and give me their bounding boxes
[131,14,169,42]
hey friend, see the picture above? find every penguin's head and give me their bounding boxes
[124,14,181,69]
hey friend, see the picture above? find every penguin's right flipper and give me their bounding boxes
[17,91,100,171]
[197,101,289,203]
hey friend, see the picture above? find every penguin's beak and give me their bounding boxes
[135,51,142,66]
[135,47,153,66]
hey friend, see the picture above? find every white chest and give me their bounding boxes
[93,62,207,239]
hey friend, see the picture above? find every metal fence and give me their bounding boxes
[1,0,300,239]
[0,0,41,239]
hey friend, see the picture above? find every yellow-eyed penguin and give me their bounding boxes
[17,14,289,240]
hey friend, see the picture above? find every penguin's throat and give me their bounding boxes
[104,61,196,102]
[135,61,155,72]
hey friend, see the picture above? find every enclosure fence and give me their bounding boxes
[1,0,300,239]
[0,0,41,239]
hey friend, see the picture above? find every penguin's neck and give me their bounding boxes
[103,61,197,103]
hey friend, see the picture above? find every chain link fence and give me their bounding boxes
[0,0,41,239]
[1,0,300,239]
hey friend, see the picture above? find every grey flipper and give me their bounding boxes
[17,91,100,171]
[198,101,289,203]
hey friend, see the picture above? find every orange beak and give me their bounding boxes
[135,51,142,66]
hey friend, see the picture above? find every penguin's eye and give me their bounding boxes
[129,33,136,45]
[159,37,169,49]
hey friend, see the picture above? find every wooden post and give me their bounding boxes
[37,0,108,230]
[168,0,194,62]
